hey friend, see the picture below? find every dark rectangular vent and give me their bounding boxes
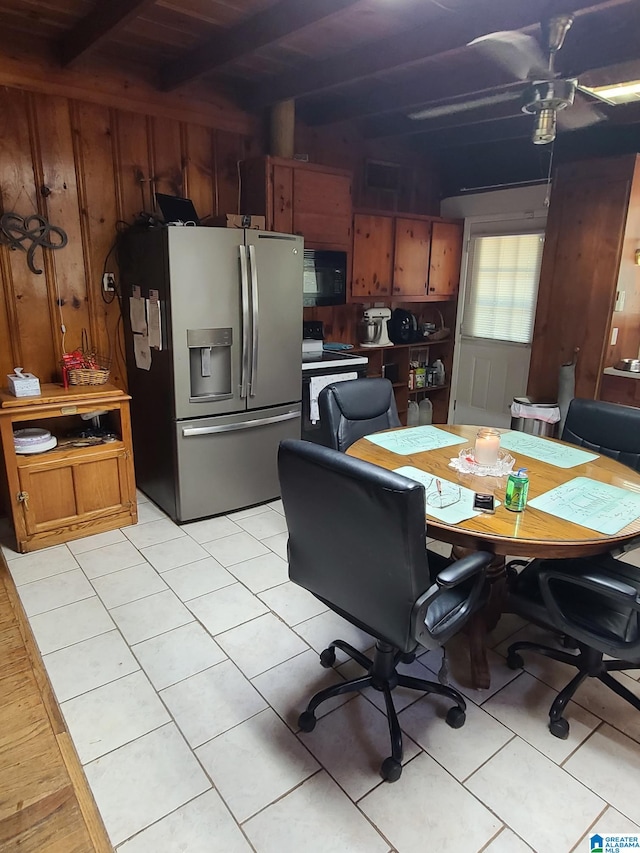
[365,160,401,193]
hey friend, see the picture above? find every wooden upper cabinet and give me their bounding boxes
[292,170,352,246]
[352,214,394,297]
[393,217,431,297]
[428,221,463,299]
[240,156,352,249]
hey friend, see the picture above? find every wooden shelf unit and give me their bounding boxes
[353,337,453,424]
[0,384,137,553]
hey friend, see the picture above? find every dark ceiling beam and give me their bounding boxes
[329,3,640,133]
[159,0,361,91]
[248,0,631,110]
[60,0,157,67]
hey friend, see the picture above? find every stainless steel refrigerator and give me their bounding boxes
[120,226,303,522]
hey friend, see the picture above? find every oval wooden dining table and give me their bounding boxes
[347,424,640,688]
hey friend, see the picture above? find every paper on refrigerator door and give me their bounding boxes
[129,292,147,335]
[147,290,162,349]
[309,373,358,423]
[133,334,152,371]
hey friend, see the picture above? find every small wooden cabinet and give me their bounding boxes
[393,217,431,298]
[352,211,463,301]
[0,384,137,553]
[240,156,352,249]
[429,221,463,299]
[352,214,394,297]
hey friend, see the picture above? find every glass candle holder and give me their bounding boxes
[474,428,501,466]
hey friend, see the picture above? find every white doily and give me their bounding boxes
[449,447,515,477]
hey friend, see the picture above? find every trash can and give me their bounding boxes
[510,396,561,438]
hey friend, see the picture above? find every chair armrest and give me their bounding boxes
[436,551,494,588]
[539,567,640,605]
[538,565,640,656]
[610,534,640,559]
[412,551,491,650]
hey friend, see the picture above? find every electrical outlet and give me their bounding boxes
[103,272,115,292]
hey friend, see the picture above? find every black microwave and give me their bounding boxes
[303,250,347,307]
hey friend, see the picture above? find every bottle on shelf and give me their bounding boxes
[407,401,419,426]
[418,397,433,425]
[433,358,445,386]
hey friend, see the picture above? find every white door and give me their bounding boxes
[452,228,545,427]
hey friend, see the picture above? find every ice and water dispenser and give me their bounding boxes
[187,328,233,402]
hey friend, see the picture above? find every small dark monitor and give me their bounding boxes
[155,193,200,226]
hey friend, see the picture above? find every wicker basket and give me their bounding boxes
[67,363,111,385]
[427,309,450,342]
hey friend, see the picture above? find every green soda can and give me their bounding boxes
[505,467,529,512]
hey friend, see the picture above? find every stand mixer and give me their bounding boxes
[360,307,394,347]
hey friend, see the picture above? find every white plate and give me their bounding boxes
[15,436,58,454]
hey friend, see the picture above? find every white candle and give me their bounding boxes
[474,429,500,465]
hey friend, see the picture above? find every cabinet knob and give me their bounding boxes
[17,490,29,511]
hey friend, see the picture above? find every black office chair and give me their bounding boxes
[561,398,640,471]
[505,544,640,739]
[278,439,492,782]
[318,377,401,451]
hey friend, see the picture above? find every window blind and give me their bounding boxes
[465,233,544,344]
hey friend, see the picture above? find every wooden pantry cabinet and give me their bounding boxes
[351,212,463,300]
[0,384,137,553]
[240,156,353,250]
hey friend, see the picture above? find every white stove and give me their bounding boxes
[302,349,369,372]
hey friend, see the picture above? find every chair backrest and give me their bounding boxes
[318,377,401,451]
[278,439,431,652]
[561,398,640,472]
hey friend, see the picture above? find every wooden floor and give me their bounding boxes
[0,555,113,853]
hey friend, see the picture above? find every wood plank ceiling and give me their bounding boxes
[1,0,640,157]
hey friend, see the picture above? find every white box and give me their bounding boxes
[7,368,41,397]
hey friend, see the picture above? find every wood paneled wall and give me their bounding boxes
[0,50,442,392]
[0,87,259,389]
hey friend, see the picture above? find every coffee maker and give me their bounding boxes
[360,307,393,348]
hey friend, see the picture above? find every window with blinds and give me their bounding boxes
[464,233,544,344]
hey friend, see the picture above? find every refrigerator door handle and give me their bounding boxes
[248,243,259,397]
[238,245,250,399]
[182,410,300,437]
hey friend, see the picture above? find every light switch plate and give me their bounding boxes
[611,327,619,345]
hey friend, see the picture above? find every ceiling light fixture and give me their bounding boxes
[532,108,557,144]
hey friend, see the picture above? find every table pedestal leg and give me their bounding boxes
[452,546,506,690]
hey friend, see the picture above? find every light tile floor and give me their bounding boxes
[2,496,640,852]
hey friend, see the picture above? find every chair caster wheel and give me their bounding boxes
[380,757,402,782]
[549,717,570,739]
[399,651,416,664]
[446,706,466,729]
[320,648,336,668]
[507,652,524,670]
[298,711,317,733]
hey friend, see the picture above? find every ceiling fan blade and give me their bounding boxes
[576,83,616,106]
[557,91,607,131]
[408,89,521,121]
[467,30,549,82]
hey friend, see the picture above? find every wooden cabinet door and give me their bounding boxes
[428,221,463,298]
[17,446,133,537]
[292,170,352,246]
[393,218,431,298]
[352,214,394,297]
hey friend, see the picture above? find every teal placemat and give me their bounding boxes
[394,466,501,524]
[366,426,466,456]
[499,431,599,469]
[528,477,640,534]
